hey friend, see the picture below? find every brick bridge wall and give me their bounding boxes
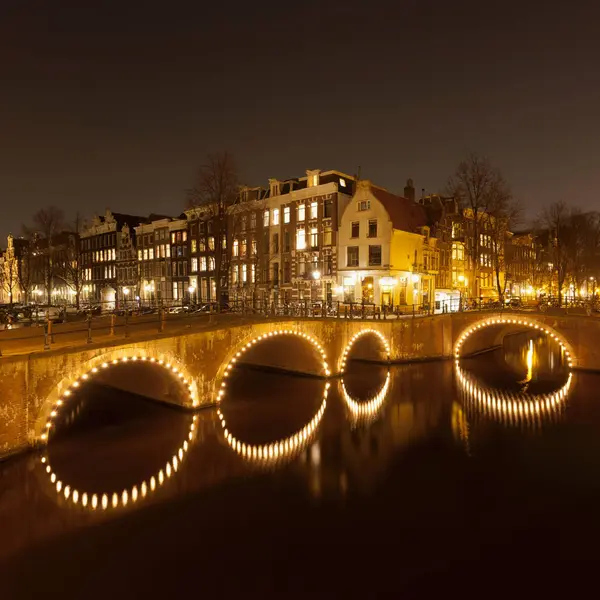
[0,311,598,459]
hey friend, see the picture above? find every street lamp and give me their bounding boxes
[312,270,321,280]
[123,287,130,296]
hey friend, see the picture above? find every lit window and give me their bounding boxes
[310,202,318,219]
[251,239,257,255]
[357,200,370,211]
[232,265,238,284]
[297,204,305,222]
[339,178,346,187]
[138,250,142,261]
[191,258,198,272]
[208,236,215,251]
[200,257,207,271]
[272,209,280,226]
[312,174,318,186]
[241,239,247,257]
[171,233,176,244]
[143,249,148,260]
[166,244,171,258]
[296,229,306,250]
[182,231,187,242]
[284,207,290,223]
[310,227,318,248]
[263,210,270,227]
[233,239,239,257]
[251,264,256,283]
[242,264,247,282]
[208,257,215,270]
[112,248,116,261]
[149,248,154,260]
[323,226,332,246]
[191,239,197,253]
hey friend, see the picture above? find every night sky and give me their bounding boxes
[2,0,599,242]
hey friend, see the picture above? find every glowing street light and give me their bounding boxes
[312,270,321,281]
[123,287,130,296]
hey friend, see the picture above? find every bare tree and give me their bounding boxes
[447,153,512,298]
[0,238,18,307]
[24,207,65,302]
[187,152,239,305]
[542,201,570,307]
[57,213,85,308]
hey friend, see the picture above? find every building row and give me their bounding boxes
[0,168,553,311]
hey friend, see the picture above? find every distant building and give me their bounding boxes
[80,210,148,309]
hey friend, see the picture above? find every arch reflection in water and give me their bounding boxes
[40,413,199,512]
[341,371,391,425]
[456,361,573,429]
[217,383,329,469]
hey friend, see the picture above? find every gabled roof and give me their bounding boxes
[371,187,428,233]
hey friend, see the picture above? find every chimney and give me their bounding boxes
[404,178,415,202]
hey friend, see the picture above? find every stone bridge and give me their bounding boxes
[1,311,599,459]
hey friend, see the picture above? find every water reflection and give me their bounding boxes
[39,413,199,512]
[341,371,391,425]
[217,382,328,469]
[457,332,572,429]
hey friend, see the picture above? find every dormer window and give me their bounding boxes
[339,178,346,188]
[306,169,320,187]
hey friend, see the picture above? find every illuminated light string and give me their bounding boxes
[217,383,329,467]
[216,329,330,403]
[40,414,198,512]
[40,354,199,443]
[341,371,391,423]
[456,362,572,428]
[340,329,391,373]
[453,317,574,369]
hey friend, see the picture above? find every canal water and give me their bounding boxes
[1,332,600,597]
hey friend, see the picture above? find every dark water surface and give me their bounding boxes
[1,332,600,598]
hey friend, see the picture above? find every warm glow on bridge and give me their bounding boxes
[339,329,391,373]
[217,382,329,467]
[341,371,391,423]
[454,317,573,368]
[40,353,199,443]
[217,329,330,403]
[40,414,198,512]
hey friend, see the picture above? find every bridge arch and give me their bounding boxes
[38,413,198,511]
[454,315,575,368]
[37,349,199,445]
[339,328,391,373]
[216,382,329,467]
[341,371,391,423]
[215,328,330,403]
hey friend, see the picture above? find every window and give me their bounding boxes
[298,257,306,276]
[272,209,280,226]
[251,264,256,283]
[323,255,332,275]
[310,228,318,248]
[241,239,247,257]
[351,221,359,238]
[323,226,332,246]
[177,246,183,257]
[208,236,215,251]
[208,257,215,270]
[263,231,270,253]
[233,239,239,257]
[297,204,305,222]
[347,246,359,267]
[263,210,270,227]
[182,231,187,242]
[357,200,370,211]
[272,263,279,284]
[250,213,257,229]
[310,201,318,219]
[368,219,378,238]
[480,253,491,267]
[222,235,226,249]
[339,178,346,188]
[232,265,238,284]
[171,233,176,244]
[242,264,247,283]
[251,239,257,255]
[143,248,148,260]
[191,239,197,253]
[368,245,382,266]
[207,221,213,234]
[284,206,290,223]
[283,231,291,252]
[199,238,206,252]
[191,258,198,272]
[296,228,306,250]
[138,250,142,261]
[451,243,464,261]
[166,244,171,258]
[480,233,491,248]
[240,215,247,231]
[273,233,279,253]
[452,223,462,239]
[324,200,333,218]
[283,261,290,283]
[200,257,207,271]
